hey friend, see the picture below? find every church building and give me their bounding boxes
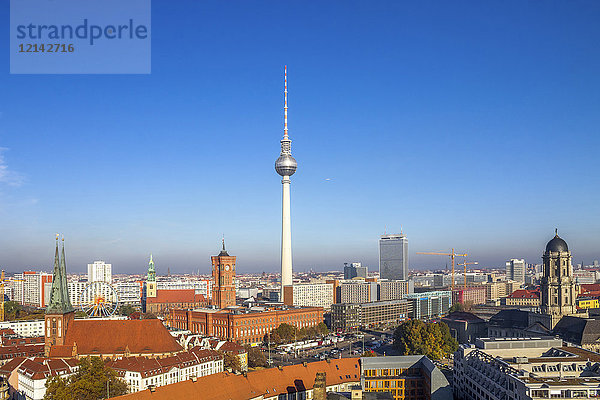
[45,236,183,359]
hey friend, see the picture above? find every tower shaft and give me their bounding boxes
[281,176,293,295]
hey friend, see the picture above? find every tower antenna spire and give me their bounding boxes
[284,65,288,139]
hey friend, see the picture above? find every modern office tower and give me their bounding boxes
[343,262,368,279]
[211,240,236,309]
[283,283,334,310]
[275,66,297,303]
[87,260,112,283]
[379,232,408,281]
[505,258,526,282]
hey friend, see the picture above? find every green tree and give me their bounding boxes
[244,346,267,368]
[4,301,22,320]
[44,357,127,400]
[118,304,137,317]
[449,301,473,313]
[221,351,242,372]
[315,322,329,336]
[270,323,297,343]
[448,302,464,313]
[393,320,458,361]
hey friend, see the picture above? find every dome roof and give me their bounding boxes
[546,232,568,253]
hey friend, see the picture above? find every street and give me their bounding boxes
[262,329,398,367]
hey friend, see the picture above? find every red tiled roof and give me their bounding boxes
[0,344,44,360]
[107,349,221,378]
[217,341,246,355]
[54,319,182,356]
[0,357,26,377]
[113,358,361,400]
[581,284,600,293]
[508,289,540,299]
[147,290,207,304]
[18,358,78,380]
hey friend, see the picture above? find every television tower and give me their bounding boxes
[275,66,297,301]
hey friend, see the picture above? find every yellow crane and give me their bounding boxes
[455,259,479,290]
[416,249,468,291]
[0,270,6,322]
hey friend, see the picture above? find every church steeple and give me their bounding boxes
[45,235,75,356]
[47,235,74,314]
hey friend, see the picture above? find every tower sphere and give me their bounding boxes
[275,154,297,176]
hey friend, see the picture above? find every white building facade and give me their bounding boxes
[87,260,112,284]
[285,283,334,310]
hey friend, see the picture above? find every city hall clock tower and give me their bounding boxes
[211,239,236,309]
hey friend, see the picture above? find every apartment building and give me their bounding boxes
[283,283,334,310]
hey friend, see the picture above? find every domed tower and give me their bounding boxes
[540,230,577,319]
[275,66,297,302]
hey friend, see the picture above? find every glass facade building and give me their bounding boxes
[379,234,409,281]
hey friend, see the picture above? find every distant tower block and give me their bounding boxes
[275,66,297,302]
[211,239,236,309]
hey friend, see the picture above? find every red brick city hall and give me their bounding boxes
[171,306,323,346]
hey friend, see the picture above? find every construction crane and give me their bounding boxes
[416,249,467,291]
[456,259,479,290]
[0,270,6,322]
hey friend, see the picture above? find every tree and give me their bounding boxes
[118,304,137,317]
[4,301,22,320]
[245,345,267,368]
[393,320,458,361]
[221,351,242,372]
[361,350,377,357]
[315,322,329,336]
[141,312,157,319]
[449,301,473,313]
[44,357,127,400]
[270,323,297,343]
[448,302,464,313]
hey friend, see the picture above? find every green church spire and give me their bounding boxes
[147,254,156,282]
[46,235,75,314]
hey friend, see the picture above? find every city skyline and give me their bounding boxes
[1,2,600,273]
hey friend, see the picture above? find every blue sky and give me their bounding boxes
[0,1,599,274]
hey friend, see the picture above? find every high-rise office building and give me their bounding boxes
[343,262,367,279]
[379,233,408,280]
[505,258,526,283]
[87,260,112,283]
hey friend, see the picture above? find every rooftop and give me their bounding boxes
[113,358,361,400]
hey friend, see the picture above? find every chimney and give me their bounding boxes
[313,372,326,400]
[278,365,283,371]
[149,385,156,392]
